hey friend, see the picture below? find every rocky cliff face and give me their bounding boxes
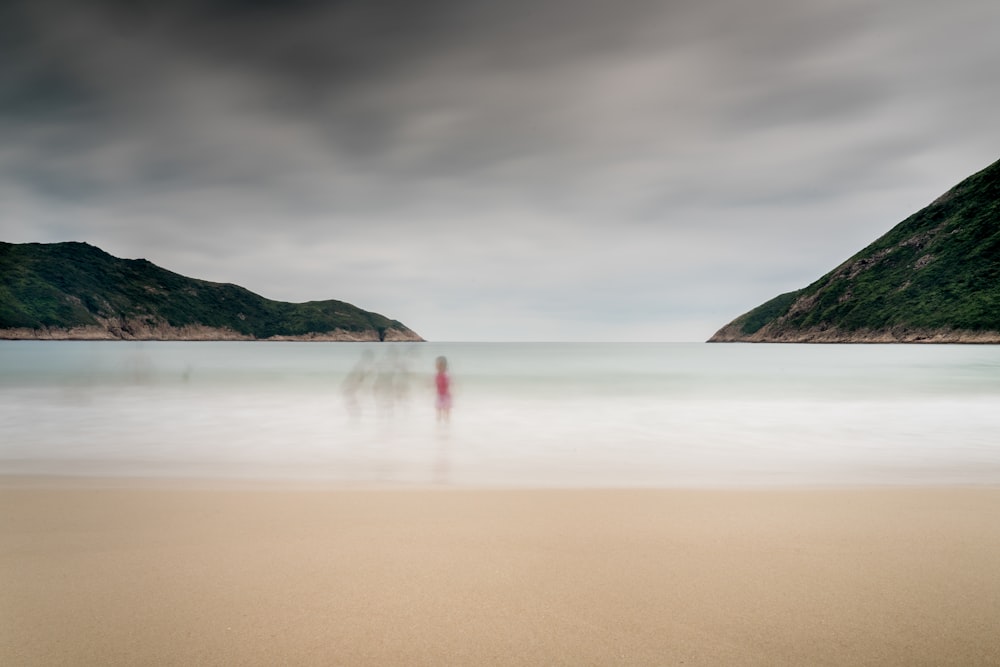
[709,323,1000,344]
[709,158,1000,343]
[0,320,423,342]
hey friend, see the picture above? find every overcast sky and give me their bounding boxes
[2,0,998,341]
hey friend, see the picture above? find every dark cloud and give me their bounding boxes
[3,0,1000,339]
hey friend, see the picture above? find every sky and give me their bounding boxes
[2,0,999,341]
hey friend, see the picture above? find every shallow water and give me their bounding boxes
[2,341,999,486]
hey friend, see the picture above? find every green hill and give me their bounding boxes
[710,157,1000,343]
[0,242,423,341]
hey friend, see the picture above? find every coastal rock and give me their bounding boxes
[709,324,1000,344]
[0,323,425,341]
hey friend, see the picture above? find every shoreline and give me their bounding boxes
[7,473,1000,493]
[0,330,425,342]
[4,479,999,665]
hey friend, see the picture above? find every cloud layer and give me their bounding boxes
[3,0,999,340]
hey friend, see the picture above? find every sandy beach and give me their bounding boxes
[3,480,999,666]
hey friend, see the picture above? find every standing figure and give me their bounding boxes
[434,356,452,423]
[342,350,373,421]
[372,348,398,421]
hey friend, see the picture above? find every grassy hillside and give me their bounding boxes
[710,157,1000,342]
[0,242,421,340]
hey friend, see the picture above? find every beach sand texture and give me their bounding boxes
[3,483,999,666]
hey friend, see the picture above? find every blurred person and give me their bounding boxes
[342,349,374,420]
[394,346,418,407]
[434,356,452,423]
[373,348,398,420]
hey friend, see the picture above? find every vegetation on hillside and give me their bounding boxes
[0,242,419,340]
[712,157,1000,341]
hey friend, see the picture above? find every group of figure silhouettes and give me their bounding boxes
[342,349,451,423]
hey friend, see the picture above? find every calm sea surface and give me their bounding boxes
[2,341,999,486]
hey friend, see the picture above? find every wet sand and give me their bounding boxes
[3,480,999,666]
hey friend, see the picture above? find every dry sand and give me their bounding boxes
[3,480,999,666]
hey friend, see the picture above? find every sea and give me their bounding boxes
[2,341,999,487]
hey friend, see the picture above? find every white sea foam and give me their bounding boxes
[2,341,999,486]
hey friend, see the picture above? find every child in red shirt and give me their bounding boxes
[435,356,452,423]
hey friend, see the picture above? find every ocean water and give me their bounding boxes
[2,341,999,487]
